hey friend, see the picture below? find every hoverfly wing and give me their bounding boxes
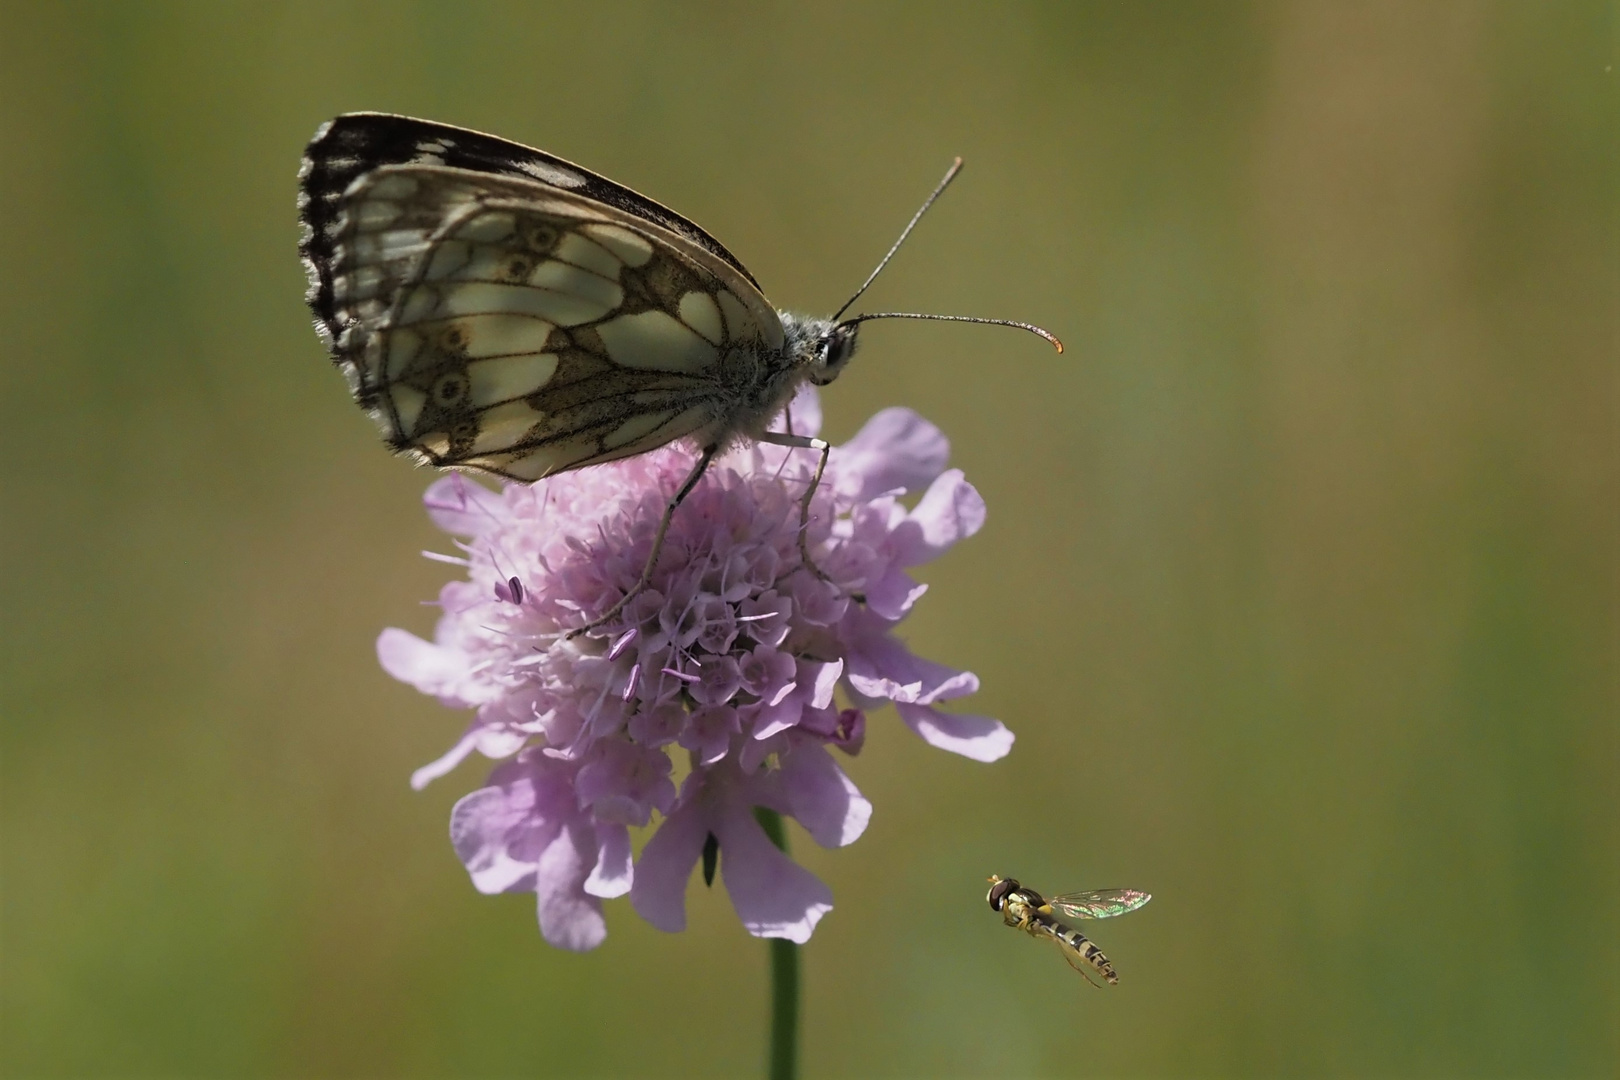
[1046,888,1152,921]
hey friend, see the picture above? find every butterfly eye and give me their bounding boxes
[810,324,859,385]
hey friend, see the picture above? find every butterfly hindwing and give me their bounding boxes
[300,116,788,482]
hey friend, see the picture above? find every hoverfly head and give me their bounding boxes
[987,875,1019,911]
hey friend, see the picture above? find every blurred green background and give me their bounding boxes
[2,2,1613,1077]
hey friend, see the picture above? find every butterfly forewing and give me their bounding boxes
[1046,889,1153,921]
[299,112,763,337]
[301,116,787,482]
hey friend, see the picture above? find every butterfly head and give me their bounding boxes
[809,321,861,386]
[779,314,861,388]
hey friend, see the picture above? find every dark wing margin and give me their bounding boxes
[297,112,761,347]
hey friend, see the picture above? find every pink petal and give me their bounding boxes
[845,627,980,705]
[898,469,985,565]
[412,724,528,790]
[412,726,482,791]
[715,805,833,943]
[585,821,633,899]
[772,744,871,849]
[833,408,949,502]
[535,819,606,951]
[739,730,787,773]
[895,703,1015,762]
[422,474,505,536]
[862,567,928,620]
[803,658,844,710]
[449,785,548,894]
[680,704,740,766]
[629,798,708,933]
[752,693,804,741]
[377,627,473,704]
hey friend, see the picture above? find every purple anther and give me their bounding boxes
[608,627,638,660]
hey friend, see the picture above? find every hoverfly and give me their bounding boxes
[986,875,1151,986]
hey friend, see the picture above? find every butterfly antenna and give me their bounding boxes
[831,157,965,322]
[837,311,1063,353]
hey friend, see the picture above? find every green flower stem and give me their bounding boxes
[756,809,798,1080]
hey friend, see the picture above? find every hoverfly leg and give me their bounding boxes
[756,431,837,587]
[566,444,719,640]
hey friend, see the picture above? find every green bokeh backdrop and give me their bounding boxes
[2,3,1613,1077]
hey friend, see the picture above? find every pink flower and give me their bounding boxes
[381,387,1012,949]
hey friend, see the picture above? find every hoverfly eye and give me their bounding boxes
[987,878,1016,910]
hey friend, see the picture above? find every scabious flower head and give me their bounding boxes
[379,387,1013,949]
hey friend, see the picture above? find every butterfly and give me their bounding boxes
[298,113,1059,636]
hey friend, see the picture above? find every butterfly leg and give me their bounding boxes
[755,431,835,585]
[564,443,718,640]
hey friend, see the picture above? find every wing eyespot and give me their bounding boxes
[433,372,469,404]
[499,254,536,283]
[521,219,560,254]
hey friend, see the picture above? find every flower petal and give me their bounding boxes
[862,567,928,620]
[629,797,708,933]
[844,620,980,705]
[833,408,949,502]
[422,473,505,536]
[739,730,786,774]
[752,693,804,741]
[715,806,833,943]
[585,821,633,899]
[449,784,546,894]
[771,744,871,849]
[897,469,986,565]
[377,627,473,705]
[803,657,844,710]
[535,819,606,951]
[895,703,1015,762]
[411,725,483,791]
[414,722,529,791]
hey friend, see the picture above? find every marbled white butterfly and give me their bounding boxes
[298,113,1059,635]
